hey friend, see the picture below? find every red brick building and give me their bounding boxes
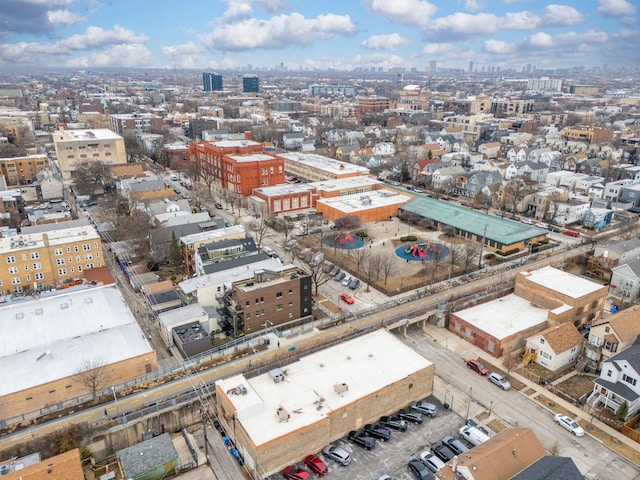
[357,96,390,114]
[188,133,284,196]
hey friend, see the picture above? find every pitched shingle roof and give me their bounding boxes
[540,323,584,354]
[592,305,640,343]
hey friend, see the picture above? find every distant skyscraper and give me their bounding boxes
[243,74,260,93]
[430,60,437,73]
[202,72,223,92]
[526,63,532,73]
[469,61,474,73]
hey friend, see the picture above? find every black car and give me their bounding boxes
[408,459,435,480]
[348,430,376,450]
[380,415,408,431]
[431,442,456,462]
[364,423,391,441]
[398,409,423,424]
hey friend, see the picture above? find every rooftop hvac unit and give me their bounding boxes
[276,405,290,422]
[333,382,348,394]
[269,368,285,383]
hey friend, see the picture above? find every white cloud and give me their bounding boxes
[361,33,410,50]
[66,44,153,68]
[160,42,209,68]
[500,11,541,30]
[223,1,253,20]
[541,4,583,26]
[483,39,514,54]
[200,12,355,51]
[464,0,483,12]
[596,0,637,16]
[60,25,148,50]
[47,9,85,25]
[527,32,554,47]
[352,53,406,67]
[364,0,438,27]
[422,42,476,59]
[430,12,499,37]
[254,0,289,13]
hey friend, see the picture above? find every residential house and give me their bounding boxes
[589,336,640,420]
[583,208,613,229]
[585,306,640,368]
[455,170,503,198]
[512,456,584,480]
[506,147,529,163]
[417,143,447,160]
[586,238,640,284]
[432,165,465,191]
[524,322,583,371]
[33,167,63,200]
[514,161,549,182]
[610,258,640,302]
[575,176,605,195]
[478,141,501,159]
[619,183,640,208]
[412,158,438,181]
[349,147,374,164]
[282,132,305,150]
[553,198,590,226]
[373,142,396,156]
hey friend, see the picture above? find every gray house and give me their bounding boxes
[610,258,640,301]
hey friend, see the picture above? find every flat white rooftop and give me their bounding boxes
[253,183,314,197]
[0,285,153,396]
[211,139,261,148]
[216,330,432,447]
[280,152,370,176]
[309,176,382,192]
[454,294,549,340]
[228,153,275,163]
[180,225,245,245]
[53,128,121,141]
[520,266,605,299]
[0,224,100,254]
[317,189,411,213]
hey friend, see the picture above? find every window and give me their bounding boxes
[68,257,73,263]
[540,338,545,344]
[276,292,283,298]
[6,256,15,264]
[56,258,65,265]
[8,266,18,274]
[83,244,91,251]
[605,326,610,333]
[30,252,39,259]
[21,254,26,261]
[23,264,29,271]
[66,247,71,253]
[623,374,637,386]
[54,248,63,256]
[74,245,79,252]
[289,289,293,294]
[26,274,31,281]
[288,301,293,306]
[35,273,44,280]
[77,265,82,272]
[33,262,41,270]
[277,304,283,311]
[86,263,93,269]
[85,254,93,260]
[11,277,20,285]
[58,268,67,275]
[76,256,81,262]
[604,341,619,353]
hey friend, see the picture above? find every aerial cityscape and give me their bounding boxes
[0,1,640,480]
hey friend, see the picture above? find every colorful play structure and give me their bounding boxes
[325,231,365,250]
[333,231,355,245]
[405,243,427,258]
[395,241,450,262]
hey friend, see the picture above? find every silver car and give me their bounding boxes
[322,444,352,466]
[488,372,511,390]
[419,450,445,473]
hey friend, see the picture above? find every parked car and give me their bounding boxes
[535,222,549,229]
[431,442,456,462]
[459,425,490,446]
[322,444,352,466]
[348,430,376,450]
[488,372,511,390]
[339,293,355,305]
[304,454,328,476]
[329,265,340,276]
[554,414,585,436]
[334,272,346,282]
[398,409,423,424]
[348,278,360,290]
[443,435,469,455]
[364,423,391,441]
[408,458,435,480]
[520,218,533,225]
[341,275,352,287]
[380,415,408,431]
[283,466,310,480]
[411,400,437,417]
[215,203,223,209]
[466,359,489,375]
[562,229,580,237]
[419,450,445,473]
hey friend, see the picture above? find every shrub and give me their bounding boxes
[400,235,418,242]
[354,230,368,238]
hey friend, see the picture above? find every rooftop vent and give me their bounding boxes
[334,382,348,395]
[276,405,290,422]
[269,368,285,383]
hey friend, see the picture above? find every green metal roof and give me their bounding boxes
[400,197,547,246]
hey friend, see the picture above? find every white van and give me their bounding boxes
[170,173,178,181]
[459,425,490,447]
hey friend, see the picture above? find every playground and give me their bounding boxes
[396,241,450,262]
[324,231,365,250]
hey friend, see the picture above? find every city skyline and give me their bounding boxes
[0,0,638,72]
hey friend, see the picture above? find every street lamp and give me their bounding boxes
[111,386,119,415]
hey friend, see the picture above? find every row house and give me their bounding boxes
[586,238,640,284]
[585,306,640,369]
[504,161,549,182]
[610,258,640,302]
[478,142,501,159]
[453,170,502,198]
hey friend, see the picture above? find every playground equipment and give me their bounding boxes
[405,243,427,258]
[333,231,355,245]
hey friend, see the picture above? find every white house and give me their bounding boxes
[373,142,396,156]
[589,336,640,420]
[553,198,590,226]
[525,323,583,372]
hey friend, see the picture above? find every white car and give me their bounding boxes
[554,414,585,436]
[520,218,533,225]
[419,450,445,473]
[488,372,511,390]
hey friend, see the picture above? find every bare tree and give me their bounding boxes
[426,246,447,285]
[334,215,362,230]
[123,132,145,162]
[109,209,152,242]
[349,247,370,272]
[447,243,464,270]
[73,161,109,197]
[361,253,383,292]
[379,252,398,285]
[200,167,217,197]
[74,358,111,399]
[302,261,333,296]
[461,243,481,273]
[246,215,272,251]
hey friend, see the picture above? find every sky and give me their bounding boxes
[0,0,638,72]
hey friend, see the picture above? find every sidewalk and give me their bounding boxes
[421,323,640,461]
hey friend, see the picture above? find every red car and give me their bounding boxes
[340,293,355,305]
[283,466,310,480]
[304,454,329,476]
[466,359,489,375]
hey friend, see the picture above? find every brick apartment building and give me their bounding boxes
[108,113,164,135]
[357,96,390,113]
[188,133,284,197]
[0,154,48,186]
[0,220,103,294]
[563,125,614,145]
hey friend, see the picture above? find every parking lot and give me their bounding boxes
[267,396,472,480]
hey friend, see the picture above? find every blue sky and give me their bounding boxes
[0,0,637,71]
